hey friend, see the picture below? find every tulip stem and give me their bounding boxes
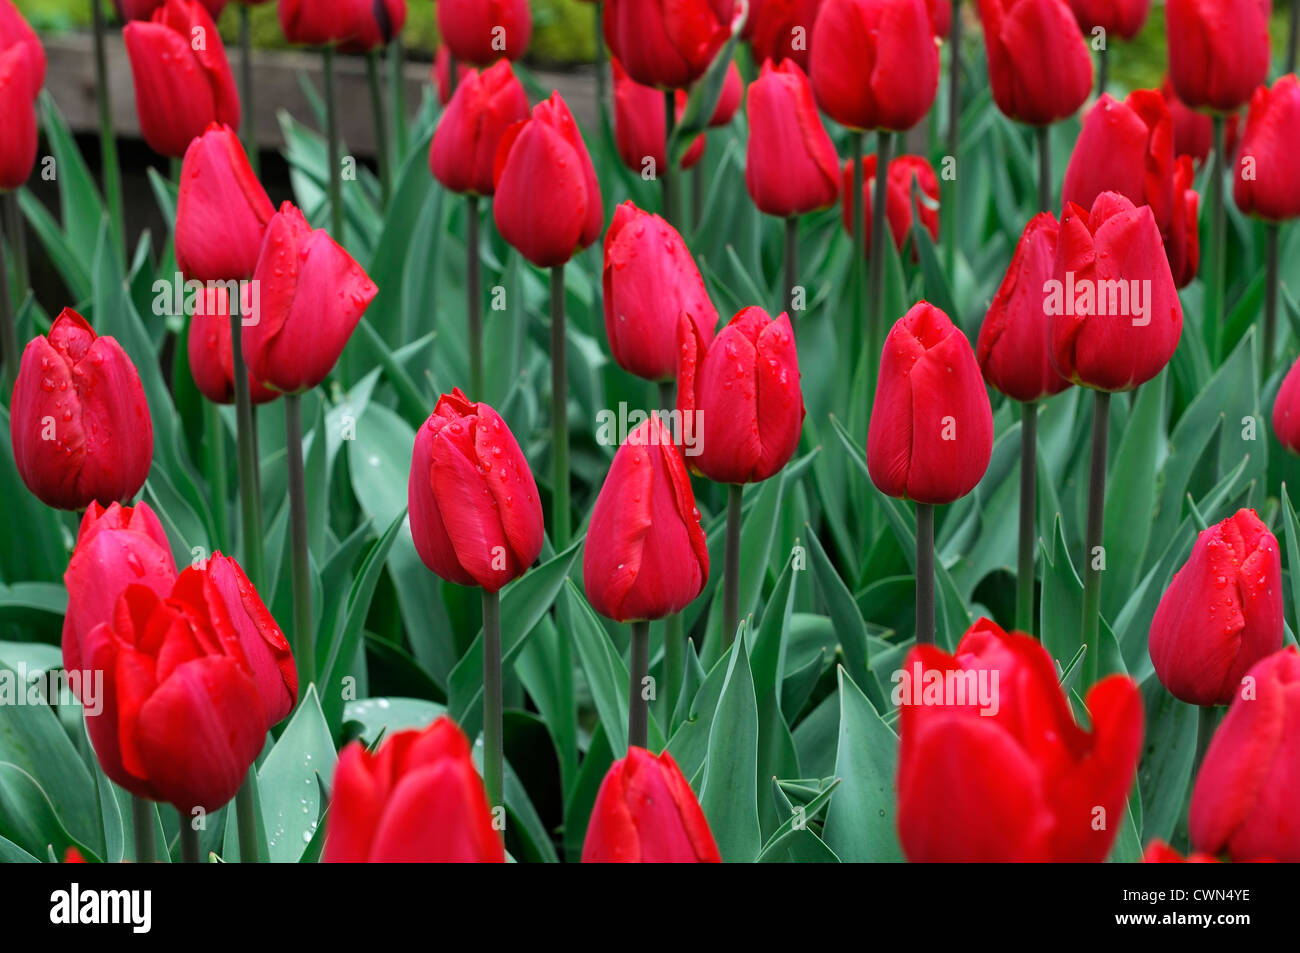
[3,192,28,298]
[723,483,743,647]
[657,378,683,717]
[1082,390,1110,688]
[238,3,258,177]
[783,217,799,319]
[915,503,935,645]
[230,309,264,590]
[851,131,866,357]
[628,620,650,750]
[467,195,483,398]
[1035,125,1051,214]
[0,208,15,390]
[1207,116,1227,363]
[322,46,344,241]
[1017,403,1037,633]
[448,55,460,98]
[91,0,124,261]
[943,0,962,276]
[179,813,200,863]
[593,2,609,128]
[284,393,315,688]
[131,797,155,863]
[482,588,504,809]
[1263,223,1279,381]
[390,35,408,160]
[1193,705,1217,778]
[366,52,391,207]
[1096,47,1108,98]
[235,771,260,863]
[867,131,895,385]
[204,398,229,551]
[550,265,570,548]
[662,91,677,227]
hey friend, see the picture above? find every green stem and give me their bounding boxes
[0,205,15,390]
[723,484,742,647]
[1193,705,1218,779]
[179,812,200,863]
[691,163,703,233]
[1036,124,1051,214]
[230,309,265,590]
[943,0,962,276]
[205,398,228,552]
[3,192,27,298]
[851,130,866,356]
[550,265,570,548]
[235,770,260,863]
[1263,223,1279,381]
[322,47,344,241]
[662,90,677,226]
[1082,391,1110,688]
[284,393,314,687]
[915,503,935,645]
[628,620,650,750]
[92,0,124,261]
[783,216,799,318]
[238,4,258,176]
[447,53,460,98]
[867,131,895,383]
[390,35,409,159]
[481,587,503,808]
[1208,116,1226,363]
[1017,403,1037,633]
[1096,46,1108,98]
[132,797,155,863]
[366,52,390,207]
[467,195,483,398]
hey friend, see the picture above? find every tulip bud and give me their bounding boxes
[584,417,709,622]
[437,0,532,66]
[432,46,475,106]
[243,202,378,394]
[745,58,840,219]
[279,0,407,53]
[809,0,939,132]
[0,43,36,191]
[840,154,940,258]
[0,0,45,92]
[976,212,1072,403]
[603,0,730,90]
[582,747,721,862]
[116,0,228,18]
[323,716,505,862]
[175,124,275,282]
[10,309,154,511]
[1166,155,1200,289]
[408,389,544,593]
[82,579,267,813]
[1149,509,1282,707]
[897,618,1144,862]
[1233,75,1300,223]
[123,0,241,159]
[1272,355,1300,454]
[677,307,804,484]
[611,59,706,175]
[493,92,603,269]
[430,60,530,197]
[187,286,279,405]
[868,302,992,504]
[748,0,824,72]
[1048,192,1183,391]
[1067,0,1151,40]
[1167,0,1271,113]
[979,0,1093,126]
[710,62,744,126]
[603,202,718,382]
[1190,647,1300,862]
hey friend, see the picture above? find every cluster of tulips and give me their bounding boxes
[1,0,1300,864]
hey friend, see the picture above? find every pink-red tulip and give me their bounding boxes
[433,46,475,106]
[1273,356,1300,454]
[748,0,824,71]
[603,0,731,90]
[710,61,744,126]
[1167,155,1201,290]
[610,59,705,174]
[1067,0,1150,40]
[1167,0,1271,113]
[1233,75,1300,223]
[437,0,532,66]
[745,58,840,219]
[979,0,1093,126]
[0,0,44,91]
[430,60,530,197]
[0,43,36,191]
[278,0,408,53]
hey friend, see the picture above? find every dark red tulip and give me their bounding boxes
[979,0,1093,126]
[603,0,730,90]
[1161,77,1241,166]
[0,43,36,191]
[436,0,532,66]
[927,0,952,34]
[117,0,229,18]
[493,93,603,269]
[1274,355,1300,454]
[748,0,824,71]
[1190,647,1300,862]
[408,388,544,593]
[1067,0,1150,40]
[175,124,275,282]
[243,202,378,394]
[1167,0,1271,113]
[810,0,939,132]
[677,307,804,485]
[0,0,45,91]
[976,212,1072,403]
[123,0,241,158]
[710,61,744,126]
[603,202,718,383]
[1234,75,1300,223]
[187,286,279,405]
[840,154,940,258]
[1166,155,1200,289]
[279,0,408,53]
[430,60,530,197]
[324,716,505,863]
[582,747,721,863]
[897,618,1144,862]
[611,58,705,174]
[745,58,840,218]
[10,309,154,511]
[583,416,709,622]
[868,302,992,504]
[1048,192,1183,392]
[432,46,475,106]
[1142,841,1222,863]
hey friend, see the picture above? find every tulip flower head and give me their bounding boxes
[278,0,408,53]
[1166,0,1271,114]
[187,286,279,406]
[1272,355,1300,454]
[979,0,1093,126]
[745,58,841,219]
[430,59,530,198]
[437,0,532,66]
[0,0,42,191]
[1067,0,1151,41]
[603,0,731,90]
[748,0,825,71]
[611,58,706,174]
[1233,75,1300,224]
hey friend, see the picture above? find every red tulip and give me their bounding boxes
[868,302,992,504]
[0,0,45,92]
[493,92,603,268]
[187,286,278,405]
[82,572,270,811]
[809,0,939,132]
[926,0,952,34]
[123,0,241,158]
[323,716,505,863]
[840,154,940,258]
[1273,355,1300,454]
[62,847,86,864]
[1167,0,1271,113]
[979,0,1093,126]
[278,0,408,53]
[408,388,544,593]
[10,309,154,511]
[175,124,275,282]
[745,58,840,218]
[1166,155,1201,289]
[1066,0,1150,40]
[611,58,706,174]
[677,307,804,485]
[243,202,378,394]
[710,61,744,126]
[603,0,730,90]
[430,60,530,197]
[897,617,1144,862]
[748,0,824,71]
[432,46,475,106]
[1190,647,1300,862]
[1048,192,1183,391]
[117,0,229,18]
[1234,75,1300,223]
[1142,841,1222,863]
[62,501,178,678]
[976,212,1072,403]
[0,43,36,191]
[1161,77,1242,167]
[436,0,532,66]
[583,416,709,622]
[1149,509,1283,707]
[582,747,721,862]
[603,201,718,383]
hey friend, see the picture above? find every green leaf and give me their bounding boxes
[698,628,762,862]
[258,685,336,863]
